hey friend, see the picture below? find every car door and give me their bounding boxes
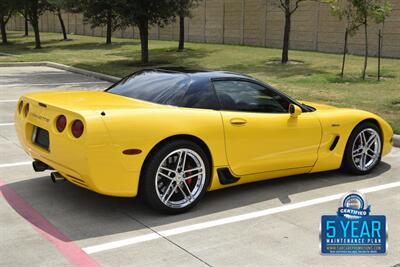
[213,79,322,176]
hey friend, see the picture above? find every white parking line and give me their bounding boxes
[83,180,400,254]
[0,123,14,126]
[0,100,17,103]
[0,81,109,87]
[0,161,31,168]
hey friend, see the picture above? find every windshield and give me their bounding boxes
[106,71,190,105]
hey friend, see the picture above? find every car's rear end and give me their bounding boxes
[14,91,147,197]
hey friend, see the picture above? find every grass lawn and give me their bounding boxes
[1,31,399,133]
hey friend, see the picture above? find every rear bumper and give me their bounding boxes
[30,152,140,197]
[15,98,142,197]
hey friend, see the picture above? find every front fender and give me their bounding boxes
[311,108,393,173]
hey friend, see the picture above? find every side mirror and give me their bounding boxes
[289,104,302,118]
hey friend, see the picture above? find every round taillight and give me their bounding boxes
[56,115,67,132]
[18,101,23,114]
[71,120,84,138]
[24,103,29,117]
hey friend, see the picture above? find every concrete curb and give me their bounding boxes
[0,61,121,83]
[393,134,400,148]
[0,61,399,148]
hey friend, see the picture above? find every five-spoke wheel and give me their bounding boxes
[343,122,382,174]
[141,140,210,213]
[351,128,381,171]
[155,149,206,209]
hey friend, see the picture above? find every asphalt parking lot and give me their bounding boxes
[1,65,399,267]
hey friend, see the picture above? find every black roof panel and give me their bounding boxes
[139,68,255,80]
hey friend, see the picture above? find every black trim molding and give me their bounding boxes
[217,168,240,185]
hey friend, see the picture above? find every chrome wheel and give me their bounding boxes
[351,128,381,171]
[155,149,206,209]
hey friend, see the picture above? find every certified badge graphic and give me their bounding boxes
[320,191,387,255]
[337,192,370,219]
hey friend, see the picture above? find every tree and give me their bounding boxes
[0,0,17,45]
[327,0,363,78]
[15,1,32,37]
[277,0,306,63]
[118,0,178,64]
[352,0,391,79]
[48,0,69,40]
[21,4,29,36]
[71,0,124,45]
[176,0,201,51]
[25,0,51,49]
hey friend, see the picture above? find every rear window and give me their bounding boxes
[106,71,190,105]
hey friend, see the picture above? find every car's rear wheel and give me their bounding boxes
[342,122,382,175]
[141,140,210,214]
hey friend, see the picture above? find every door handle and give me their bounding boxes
[230,118,247,126]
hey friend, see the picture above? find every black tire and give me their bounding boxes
[141,139,211,214]
[342,121,382,175]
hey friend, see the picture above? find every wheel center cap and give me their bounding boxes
[175,174,184,183]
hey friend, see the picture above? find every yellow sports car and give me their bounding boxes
[15,69,393,213]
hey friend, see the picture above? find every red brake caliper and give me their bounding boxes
[186,162,193,186]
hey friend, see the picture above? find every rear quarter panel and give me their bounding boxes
[101,106,227,194]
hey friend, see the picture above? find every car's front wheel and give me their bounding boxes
[141,140,210,214]
[342,122,382,175]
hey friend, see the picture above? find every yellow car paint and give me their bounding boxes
[15,91,393,197]
[220,110,321,176]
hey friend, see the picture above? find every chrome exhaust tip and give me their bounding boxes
[32,160,49,172]
[50,172,65,183]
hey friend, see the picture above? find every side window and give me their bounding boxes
[181,80,219,110]
[213,80,290,113]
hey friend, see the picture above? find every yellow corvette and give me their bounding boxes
[15,69,393,213]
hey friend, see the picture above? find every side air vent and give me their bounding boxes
[329,136,340,151]
[217,168,240,185]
